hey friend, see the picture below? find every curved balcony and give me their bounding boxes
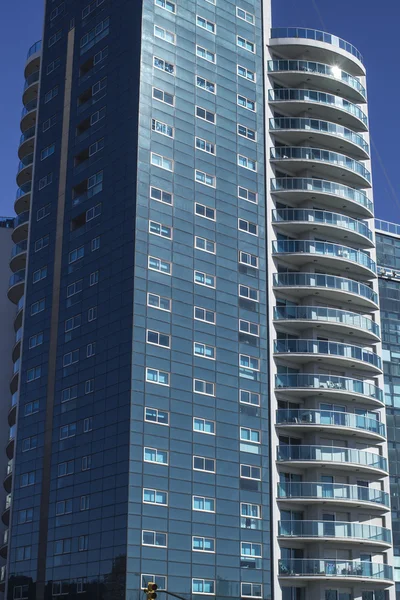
[8,393,18,427]
[0,530,8,559]
[277,481,390,510]
[15,181,32,214]
[6,427,16,460]
[273,272,378,310]
[270,147,371,189]
[270,117,369,161]
[278,559,392,583]
[3,461,13,494]
[273,305,379,342]
[271,177,372,218]
[18,125,36,160]
[16,152,34,188]
[272,208,373,247]
[14,296,24,332]
[278,520,391,547]
[277,445,387,475]
[12,328,23,363]
[20,98,38,132]
[272,240,376,279]
[267,60,366,103]
[276,409,385,441]
[10,363,20,395]
[8,269,25,304]
[269,89,368,131]
[10,240,28,273]
[270,28,365,76]
[22,69,40,105]
[1,495,11,526]
[274,339,382,374]
[25,40,41,78]
[275,374,383,408]
[12,211,29,243]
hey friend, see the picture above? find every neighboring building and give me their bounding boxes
[376,218,400,598]
[2,2,395,600]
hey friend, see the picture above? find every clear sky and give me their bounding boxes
[1,0,399,221]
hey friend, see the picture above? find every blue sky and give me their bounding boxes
[0,0,399,221]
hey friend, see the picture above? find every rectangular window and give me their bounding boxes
[88,170,103,190]
[194,342,215,360]
[21,436,37,452]
[20,471,35,487]
[193,496,215,512]
[27,366,41,382]
[150,186,173,205]
[38,173,53,190]
[194,270,215,288]
[94,46,108,65]
[146,367,170,386]
[16,546,32,561]
[238,186,258,204]
[60,423,77,440]
[49,30,62,47]
[148,256,172,275]
[154,25,176,44]
[151,152,173,172]
[195,170,215,187]
[238,124,256,141]
[89,272,99,287]
[56,499,72,516]
[195,137,215,155]
[86,342,96,358]
[152,87,174,106]
[238,154,257,171]
[33,266,47,283]
[13,586,29,600]
[239,251,258,268]
[25,400,39,416]
[85,379,94,394]
[240,427,260,444]
[54,539,71,555]
[80,17,110,51]
[196,45,216,63]
[146,329,170,348]
[35,235,50,251]
[18,508,34,524]
[82,456,91,471]
[80,495,90,511]
[241,583,262,598]
[240,389,260,406]
[69,246,84,264]
[143,489,168,505]
[196,76,216,94]
[61,386,78,403]
[193,417,215,434]
[193,456,215,473]
[195,203,215,220]
[141,576,167,591]
[196,106,215,123]
[65,315,81,332]
[86,204,101,222]
[40,144,55,160]
[82,0,106,18]
[153,56,175,75]
[154,0,176,13]
[196,15,216,33]
[29,332,44,349]
[31,299,45,315]
[192,580,215,595]
[78,535,89,551]
[90,106,106,125]
[195,236,215,254]
[37,204,51,220]
[147,293,171,312]
[237,94,256,111]
[238,218,258,235]
[92,77,107,95]
[145,407,169,425]
[44,85,59,103]
[91,236,100,251]
[192,536,215,552]
[194,306,215,324]
[88,307,97,322]
[144,447,168,465]
[240,354,260,371]
[89,138,104,156]
[236,7,255,23]
[58,461,74,477]
[152,118,174,138]
[43,115,57,131]
[193,379,215,396]
[237,36,255,52]
[239,320,260,336]
[142,530,167,547]
[83,417,93,432]
[63,350,79,367]
[149,221,172,239]
[241,502,261,520]
[240,464,261,480]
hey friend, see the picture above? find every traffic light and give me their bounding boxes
[145,582,158,600]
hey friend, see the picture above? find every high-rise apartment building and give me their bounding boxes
[2,1,395,600]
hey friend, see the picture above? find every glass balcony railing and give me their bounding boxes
[278,520,391,543]
[10,393,18,408]
[14,211,29,228]
[2,530,8,546]
[273,306,379,337]
[277,481,390,507]
[270,147,370,183]
[278,559,392,580]
[276,409,385,437]
[272,240,376,273]
[271,178,372,213]
[27,40,42,59]
[274,339,382,370]
[9,270,25,289]
[19,127,36,146]
[8,426,16,442]
[267,60,366,99]
[272,208,372,240]
[15,329,23,345]
[24,70,40,91]
[274,373,383,403]
[269,89,368,127]
[270,28,364,64]
[273,272,378,305]
[12,359,20,376]
[17,296,25,313]
[4,495,11,511]
[6,461,13,477]
[277,445,387,472]
[16,182,32,199]
[11,240,28,260]
[270,117,369,155]
[17,153,34,174]
[21,98,38,119]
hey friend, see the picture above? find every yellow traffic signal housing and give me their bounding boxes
[145,582,158,600]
